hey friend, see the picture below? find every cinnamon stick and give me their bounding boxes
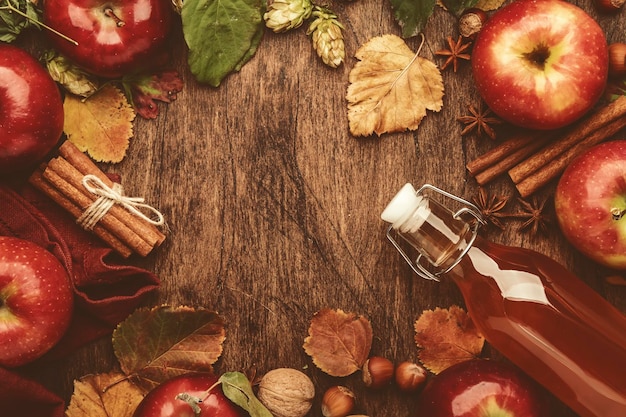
[466,131,539,176]
[58,141,166,248]
[43,157,155,256]
[515,116,626,197]
[469,133,553,185]
[509,95,626,184]
[29,166,134,257]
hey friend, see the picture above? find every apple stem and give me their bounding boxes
[175,393,203,417]
[104,8,125,27]
[199,380,222,402]
[611,207,625,220]
[0,0,78,45]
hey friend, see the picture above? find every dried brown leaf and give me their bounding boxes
[63,84,135,163]
[346,34,444,137]
[414,305,484,374]
[65,372,144,417]
[303,308,373,376]
[112,305,226,391]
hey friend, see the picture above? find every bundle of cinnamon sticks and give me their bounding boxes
[29,141,166,257]
[466,96,626,197]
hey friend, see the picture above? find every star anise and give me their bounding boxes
[472,188,509,229]
[435,35,472,72]
[458,103,502,140]
[511,196,552,236]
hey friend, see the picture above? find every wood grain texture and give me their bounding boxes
[33,1,626,416]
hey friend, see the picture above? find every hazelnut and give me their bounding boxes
[362,356,394,389]
[459,8,488,39]
[257,368,315,417]
[595,0,625,13]
[321,386,355,417]
[394,361,427,392]
[608,43,626,78]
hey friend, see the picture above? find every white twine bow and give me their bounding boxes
[76,174,165,231]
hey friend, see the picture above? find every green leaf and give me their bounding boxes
[389,0,436,39]
[181,0,266,87]
[0,0,41,43]
[112,305,226,392]
[220,372,273,417]
[440,0,480,16]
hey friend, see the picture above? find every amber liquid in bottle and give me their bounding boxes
[383,184,626,417]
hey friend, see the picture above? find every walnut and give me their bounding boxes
[257,368,315,417]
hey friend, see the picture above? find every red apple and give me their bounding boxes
[417,359,548,417]
[42,0,173,78]
[133,373,247,417]
[0,44,64,176]
[555,140,626,269]
[472,0,608,130]
[0,236,73,368]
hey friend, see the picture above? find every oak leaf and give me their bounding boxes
[112,305,226,391]
[63,84,135,163]
[65,372,144,417]
[346,34,444,137]
[414,305,484,374]
[303,308,373,377]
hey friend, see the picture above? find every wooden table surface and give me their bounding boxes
[33,0,626,416]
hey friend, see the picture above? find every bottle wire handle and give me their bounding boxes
[386,184,486,281]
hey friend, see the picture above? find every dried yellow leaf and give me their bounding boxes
[346,34,444,137]
[63,85,135,163]
[65,372,145,417]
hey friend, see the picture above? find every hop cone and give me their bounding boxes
[264,0,313,33]
[44,51,99,98]
[307,7,345,68]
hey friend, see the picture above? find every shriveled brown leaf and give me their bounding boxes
[63,84,135,163]
[123,71,184,119]
[112,305,226,391]
[346,34,444,137]
[414,305,484,374]
[65,372,144,417]
[303,308,373,377]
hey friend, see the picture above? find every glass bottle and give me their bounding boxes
[381,183,626,417]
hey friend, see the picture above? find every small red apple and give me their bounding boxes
[42,0,173,78]
[0,44,64,176]
[472,0,608,130]
[0,236,73,368]
[417,359,548,417]
[132,373,247,417]
[555,140,626,269]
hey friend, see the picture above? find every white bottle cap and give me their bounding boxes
[381,183,429,231]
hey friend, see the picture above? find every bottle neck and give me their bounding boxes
[391,197,475,276]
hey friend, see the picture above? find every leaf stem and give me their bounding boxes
[1,0,78,45]
[199,379,222,402]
